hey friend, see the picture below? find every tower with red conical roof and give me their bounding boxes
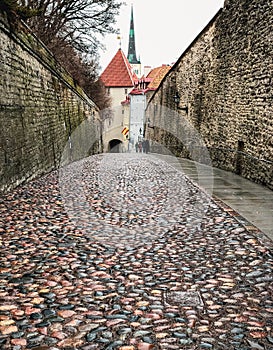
[100,48,138,152]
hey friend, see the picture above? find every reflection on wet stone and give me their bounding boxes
[0,154,272,349]
[59,154,211,248]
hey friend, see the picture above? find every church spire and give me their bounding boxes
[127,5,140,64]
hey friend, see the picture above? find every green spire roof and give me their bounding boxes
[127,5,141,64]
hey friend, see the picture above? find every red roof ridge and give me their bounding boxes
[147,65,171,89]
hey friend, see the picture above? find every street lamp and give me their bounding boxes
[173,92,188,113]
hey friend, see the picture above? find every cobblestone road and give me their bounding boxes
[0,154,272,350]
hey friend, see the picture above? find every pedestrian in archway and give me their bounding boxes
[146,139,150,153]
[135,142,138,152]
[142,139,146,154]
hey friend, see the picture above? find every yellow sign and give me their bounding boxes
[122,127,129,136]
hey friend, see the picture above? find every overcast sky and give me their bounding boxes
[99,0,224,74]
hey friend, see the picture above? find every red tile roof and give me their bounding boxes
[129,88,145,95]
[100,49,138,87]
[121,96,130,105]
[128,65,171,96]
[146,65,171,89]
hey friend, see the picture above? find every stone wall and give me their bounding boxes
[0,12,101,193]
[146,0,273,190]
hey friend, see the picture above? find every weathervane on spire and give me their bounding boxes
[117,29,122,49]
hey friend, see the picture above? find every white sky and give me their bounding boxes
[99,0,224,74]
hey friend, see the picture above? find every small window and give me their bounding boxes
[125,88,128,94]
[236,140,245,175]
[238,140,244,151]
[154,104,158,116]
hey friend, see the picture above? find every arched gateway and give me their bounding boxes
[108,139,123,153]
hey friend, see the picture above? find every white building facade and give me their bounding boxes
[129,92,146,150]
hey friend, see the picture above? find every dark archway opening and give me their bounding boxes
[109,139,122,153]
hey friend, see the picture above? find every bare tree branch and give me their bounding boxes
[19,0,124,55]
[2,0,119,111]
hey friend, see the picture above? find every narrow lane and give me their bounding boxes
[0,153,272,349]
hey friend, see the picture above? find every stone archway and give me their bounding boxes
[108,139,123,153]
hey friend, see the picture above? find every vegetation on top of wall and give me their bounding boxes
[0,13,102,192]
[0,0,39,25]
[0,0,120,111]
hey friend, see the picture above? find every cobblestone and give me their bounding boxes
[0,153,272,349]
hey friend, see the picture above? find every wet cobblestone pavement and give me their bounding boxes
[0,153,273,350]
